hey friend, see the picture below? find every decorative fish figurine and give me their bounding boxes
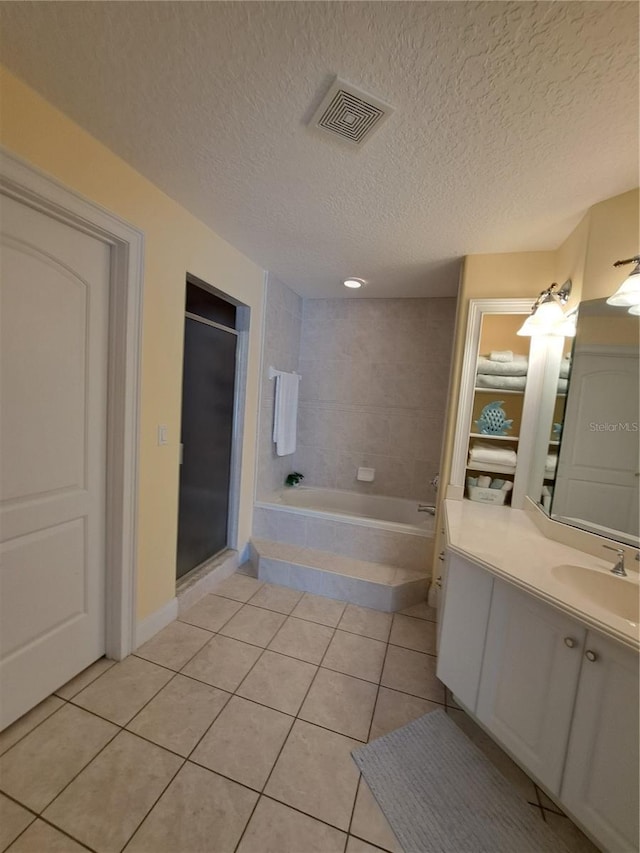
[475,401,513,435]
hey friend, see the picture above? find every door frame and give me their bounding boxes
[179,274,250,570]
[1,148,143,660]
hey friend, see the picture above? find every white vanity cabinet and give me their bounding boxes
[561,631,640,853]
[438,549,640,853]
[436,552,494,711]
[475,579,586,793]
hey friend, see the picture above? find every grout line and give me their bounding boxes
[175,652,448,711]
[0,812,37,853]
[345,630,397,851]
[346,772,364,842]
[2,585,469,852]
[24,723,122,836]
[22,814,97,852]
[0,697,70,761]
[532,783,567,821]
[232,612,346,853]
[347,833,394,853]
[54,657,117,702]
[0,586,408,852]
[259,792,355,839]
[116,747,187,849]
[68,666,178,729]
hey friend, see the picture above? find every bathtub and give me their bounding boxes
[253,487,435,571]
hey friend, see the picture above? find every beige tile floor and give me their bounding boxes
[0,575,599,853]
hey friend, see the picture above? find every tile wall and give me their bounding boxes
[252,506,432,570]
[256,275,302,499]
[294,297,456,500]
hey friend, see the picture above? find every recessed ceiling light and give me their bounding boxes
[343,278,364,289]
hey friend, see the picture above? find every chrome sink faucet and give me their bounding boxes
[603,545,627,577]
[418,504,437,515]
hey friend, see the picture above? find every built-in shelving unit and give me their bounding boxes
[463,312,533,504]
[473,387,525,396]
[467,461,516,475]
[452,298,574,512]
[469,433,520,442]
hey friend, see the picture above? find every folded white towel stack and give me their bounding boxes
[545,453,558,474]
[469,443,518,468]
[273,371,300,456]
[476,374,527,391]
[489,350,513,363]
[477,356,528,377]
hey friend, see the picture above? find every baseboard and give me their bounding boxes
[135,597,178,649]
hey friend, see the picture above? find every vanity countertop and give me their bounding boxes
[444,499,640,651]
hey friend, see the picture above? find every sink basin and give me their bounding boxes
[552,564,639,624]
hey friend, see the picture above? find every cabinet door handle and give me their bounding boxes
[564,637,576,648]
[585,649,598,662]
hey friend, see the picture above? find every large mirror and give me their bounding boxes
[542,298,639,547]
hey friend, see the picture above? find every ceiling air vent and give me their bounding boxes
[310,78,394,146]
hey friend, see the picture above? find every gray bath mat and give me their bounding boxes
[352,709,571,853]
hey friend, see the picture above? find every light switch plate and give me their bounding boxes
[157,424,168,446]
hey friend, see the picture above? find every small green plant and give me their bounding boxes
[285,472,304,487]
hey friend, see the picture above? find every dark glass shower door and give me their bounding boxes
[176,316,237,579]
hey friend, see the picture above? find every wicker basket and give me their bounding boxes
[467,486,507,505]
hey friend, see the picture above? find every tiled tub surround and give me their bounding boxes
[256,274,302,500]
[0,574,597,853]
[294,297,456,500]
[254,489,434,571]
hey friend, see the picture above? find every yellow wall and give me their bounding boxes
[0,67,266,621]
[554,210,590,312]
[582,190,639,301]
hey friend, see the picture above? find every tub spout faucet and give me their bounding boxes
[603,545,627,577]
[418,504,437,515]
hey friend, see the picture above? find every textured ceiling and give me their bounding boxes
[0,1,637,298]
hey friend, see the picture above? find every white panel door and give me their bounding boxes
[561,632,639,853]
[476,580,585,794]
[0,193,110,728]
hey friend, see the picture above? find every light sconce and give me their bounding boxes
[607,255,640,309]
[517,280,574,337]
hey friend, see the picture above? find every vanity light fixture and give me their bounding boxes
[607,255,640,307]
[343,277,364,289]
[553,308,578,337]
[517,280,574,336]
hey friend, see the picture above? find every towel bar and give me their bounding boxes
[268,366,301,380]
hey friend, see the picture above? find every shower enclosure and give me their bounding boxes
[176,277,239,579]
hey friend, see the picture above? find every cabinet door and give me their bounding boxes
[561,632,639,853]
[476,580,585,793]
[436,552,494,711]
[435,539,448,654]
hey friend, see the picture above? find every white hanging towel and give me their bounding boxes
[273,371,299,456]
